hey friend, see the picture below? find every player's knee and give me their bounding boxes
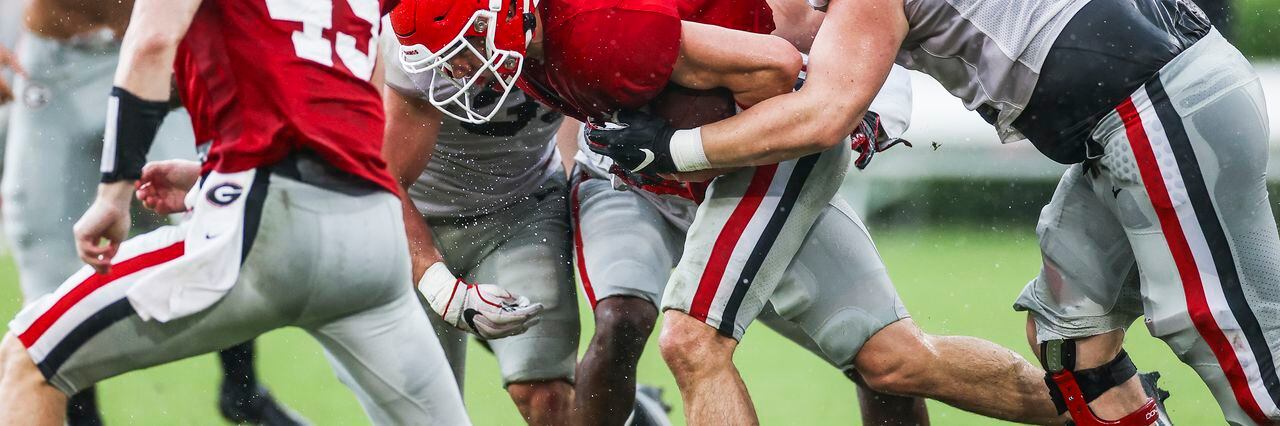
[1026,313,1042,359]
[593,297,658,355]
[855,323,936,396]
[659,312,733,377]
[508,380,572,422]
[0,333,42,386]
[756,36,804,95]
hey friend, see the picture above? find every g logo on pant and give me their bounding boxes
[206,183,244,206]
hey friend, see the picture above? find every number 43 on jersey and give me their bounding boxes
[266,0,381,81]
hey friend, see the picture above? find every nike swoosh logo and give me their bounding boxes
[633,149,656,172]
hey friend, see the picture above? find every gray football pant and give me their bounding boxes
[573,174,907,369]
[1015,30,1280,425]
[8,173,469,425]
[425,172,580,387]
[2,30,196,302]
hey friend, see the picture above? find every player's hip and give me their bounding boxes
[426,170,571,273]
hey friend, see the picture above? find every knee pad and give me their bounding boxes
[1040,339,1159,426]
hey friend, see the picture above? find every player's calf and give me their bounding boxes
[0,332,67,425]
[1026,325,1162,426]
[577,297,660,425]
[855,320,1064,424]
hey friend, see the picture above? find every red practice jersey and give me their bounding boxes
[174,0,399,192]
[516,0,774,122]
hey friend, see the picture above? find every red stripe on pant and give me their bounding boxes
[570,178,599,309]
[1118,97,1271,424]
[18,241,186,348]
[687,164,777,321]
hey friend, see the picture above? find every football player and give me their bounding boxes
[379,33,574,425]
[389,0,1091,424]
[568,66,941,425]
[588,0,1272,424]
[0,0,299,424]
[0,0,473,424]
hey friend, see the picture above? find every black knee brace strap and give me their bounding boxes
[1040,340,1139,414]
[1041,340,1157,426]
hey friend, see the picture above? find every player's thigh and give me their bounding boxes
[572,176,685,308]
[1097,47,1280,422]
[5,225,293,396]
[309,292,469,425]
[664,144,850,340]
[1013,164,1143,342]
[472,179,580,384]
[767,199,909,369]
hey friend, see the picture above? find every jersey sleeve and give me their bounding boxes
[381,32,430,101]
[868,65,914,140]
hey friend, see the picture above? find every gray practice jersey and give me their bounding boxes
[808,0,1087,144]
[383,34,563,218]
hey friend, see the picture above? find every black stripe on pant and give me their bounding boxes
[240,168,272,264]
[1148,76,1280,407]
[716,154,820,337]
[37,299,136,378]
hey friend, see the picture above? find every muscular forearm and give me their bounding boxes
[680,0,906,169]
[400,194,445,282]
[383,87,448,282]
[672,21,803,109]
[696,88,853,167]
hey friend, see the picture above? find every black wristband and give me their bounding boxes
[101,86,169,183]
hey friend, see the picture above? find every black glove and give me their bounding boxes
[850,111,911,170]
[585,110,678,174]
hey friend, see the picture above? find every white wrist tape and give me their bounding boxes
[669,128,710,172]
[418,261,461,305]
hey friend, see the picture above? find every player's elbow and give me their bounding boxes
[757,37,804,95]
[727,36,803,107]
[790,108,849,153]
[126,30,184,62]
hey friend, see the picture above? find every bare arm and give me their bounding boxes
[75,0,202,273]
[697,0,907,167]
[670,21,803,108]
[768,0,826,53]
[113,0,200,99]
[382,87,446,283]
[555,117,580,176]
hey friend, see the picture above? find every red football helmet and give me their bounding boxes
[390,0,536,123]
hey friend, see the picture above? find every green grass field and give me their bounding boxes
[0,226,1223,425]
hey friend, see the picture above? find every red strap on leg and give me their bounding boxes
[1053,370,1159,426]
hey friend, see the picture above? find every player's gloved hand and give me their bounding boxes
[586,110,678,174]
[850,111,912,170]
[418,262,544,339]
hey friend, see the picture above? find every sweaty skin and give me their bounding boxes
[696,0,906,168]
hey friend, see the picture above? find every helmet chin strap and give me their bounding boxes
[523,0,538,44]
